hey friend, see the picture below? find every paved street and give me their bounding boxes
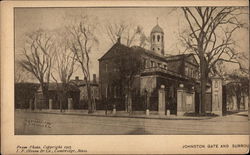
[15,111,249,135]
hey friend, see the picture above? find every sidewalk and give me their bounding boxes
[16,109,214,120]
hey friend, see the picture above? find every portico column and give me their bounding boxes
[158,85,166,116]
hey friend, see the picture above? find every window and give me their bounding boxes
[151,61,154,67]
[158,48,160,51]
[152,48,155,51]
[158,63,161,67]
[105,87,108,98]
[114,86,117,98]
[153,35,155,42]
[105,63,108,72]
[157,35,160,42]
[215,81,218,88]
[185,67,189,76]
[143,58,147,68]
[164,65,167,70]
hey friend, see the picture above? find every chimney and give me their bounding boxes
[93,74,97,83]
[75,76,79,81]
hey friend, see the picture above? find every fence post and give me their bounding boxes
[177,84,185,116]
[211,76,223,116]
[68,98,73,110]
[158,85,166,116]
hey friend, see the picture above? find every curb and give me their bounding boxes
[21,111,213,121]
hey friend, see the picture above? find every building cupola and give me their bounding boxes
[150,17,164,55]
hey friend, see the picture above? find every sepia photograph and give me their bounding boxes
[13,6,249,135]
[1,0,249,154]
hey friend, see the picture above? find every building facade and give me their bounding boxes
[99,23,200,115]
[70,75,99,109]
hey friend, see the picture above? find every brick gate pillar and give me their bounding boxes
[177,84,185,116]
[211,76,223,116]
[158,85,166,116]
[49,99,53,110]
[244,96,248,110]
[68,98,73,110]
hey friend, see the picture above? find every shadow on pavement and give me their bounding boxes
[235,113,248,117]
[127,127,152,135]
[224,110,248,116]
[225,111,240,115]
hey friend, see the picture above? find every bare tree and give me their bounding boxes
[112,47,143,113]
[181,7,247,114]
[66,15,98,113]
[51,35,77,112]
[226,70,249,110]
[15,63,29,83]
[106,22,149,47]
[20,29,55,109]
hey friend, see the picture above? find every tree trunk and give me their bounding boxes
[125,94,128,112]
[127,90,132,113]
[199,51,206,114]
[41,84,48,110]
[86,83,93,113]
[59,96,62,112]
[236,91,241,111]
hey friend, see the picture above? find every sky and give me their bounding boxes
[15,7,249,82]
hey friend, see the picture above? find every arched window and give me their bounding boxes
[105,63,108,72]
[157,35,160,42]
[215,81,218,88]
[114,86,117,98]
[151,61,154,67]
[153,35,155,42]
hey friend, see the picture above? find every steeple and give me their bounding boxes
[150,17,164,55]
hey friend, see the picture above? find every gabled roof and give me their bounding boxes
[165,53,199,66]
[99,43,199,66]
[165,53,191,60]
[131,46,168,62]
[98,42,131,61]
[47,83,80,92]
[70,79,98,87]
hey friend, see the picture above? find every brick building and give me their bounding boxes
[70,75,99,109]
[99,23,199,114]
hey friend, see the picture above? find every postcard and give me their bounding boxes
[1,0,249,154]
